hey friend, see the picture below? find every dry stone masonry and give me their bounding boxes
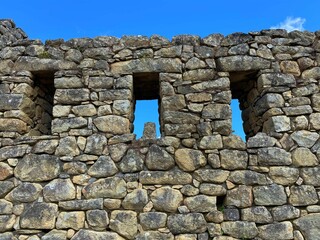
[1,19,320,239]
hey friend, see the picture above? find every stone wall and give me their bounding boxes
[1,19,320,239]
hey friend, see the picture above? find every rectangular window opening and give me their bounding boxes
[32,71,55,135]
[133,72,161,139]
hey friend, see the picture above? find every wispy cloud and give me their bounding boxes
[271,17,306,32]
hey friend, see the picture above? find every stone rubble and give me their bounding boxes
[0,19,320,239]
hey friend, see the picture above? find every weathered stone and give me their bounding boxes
[20,202,58,229]
[0,181,14,198]
[54,89,90,104]
[221,221,258,239]
[109,210,137,239]
[51,117,87,133]
[217,56,270,71]
[253,184,287,206]
[59,199,103,210]
[63,161,87,175]
[86,210,109,230]
[199,183,226,196]
[88,156,118,177]
[111,58,182,74]
[139,212,167,230]
[33,140,59,154]
[0,199,12,214]
[280,60,301,76]
[184,195,216,212]
[84,134,107,155]
[0,162,13,180]
[292,147,318,166]
[42,230,67,240]
[294,213,320,240]
[151,186,183,212]
[109,143,128,162]
[167,213,207,234]
[119,149,144,173]
[0,145,28,161]
[0,215,15,233]
[228,170,271,185]
[199,135,223,149]
[136,232,174,240]
[225,185,253,208]
[263,115,291,133]
[301,67,320,79]
[83,177,127,199]
[175,148,206,171]
[269,167,299,185]
[301,166,320,186]
[247,133,277,148]
[258,222,293,240]
[56,211,85,230]
[71,229,125,240]
[283,105,313,116]
[146,144,175,170]
[164,111,200,124]
[257,73,296,90]
[291,130,319,147]
[43,178,76,202]
[122,189,148,211]
[220,149,248,170]
[202,103,231,120]
[289,185,318,206]
[55,136,80,156]
[139,170,192,185]
[257,147,292,166]
[271,205,300,221]
[194,169,229,183]
[14,154,60,181]
[6,182,42,202]
[93,115,130,134]
[241,206,273,224]
[255,93,285,115]
[162,95,186,110]
[183,69,214,81]
[0,118,28,134]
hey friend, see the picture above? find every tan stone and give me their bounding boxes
[280,61,301,76]
[93,115,130,134]
[175,148,206,171]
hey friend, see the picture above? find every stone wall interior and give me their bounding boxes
[1,19,320,239]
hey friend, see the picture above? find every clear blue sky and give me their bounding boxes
[1,0,319,139]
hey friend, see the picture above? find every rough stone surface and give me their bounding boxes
[175,148,206,171]
[167,213,207,234]
[151,186,183,212]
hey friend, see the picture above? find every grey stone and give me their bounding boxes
[43,178,76,202]
[88,156,118,177]
[109,210,137,239]
[184,195,216,212]
[292,147,318,166]
[71,229,125,240]
[257,147,292,166]
[0,215,15,233]
[33,140,59,154]
[269,167,299,185]
[0,199,12,214]
[221,221,258,239]
[136,232,174,240]
[175,148,206,171]
[258,222,293,240]
[199,183,226,196]
[55,136,80,156]
[93,115,130,134]
[217,56,270,71]
[20,202,58,229]
[14,154,60,181]
[164,111,200,124]
[56,211,85,230]
[202,104,231,120]
[291,130,319,147]
[59,199,103,210]
[139,212,167,230]
[241,206,273,224]
[300,166,320,186]
[202,34,224,46]
[257,73,296,90]
[6,182,42,202]
[181,185,200,196]
[151,186,183,212]
[119,149,144,173]
[0,181,14,198]
[86,209,109,230]
[294,213,320,240]
[220,150,248,170]
[228,170,271,185]
[253,184,287,206]
[42,230,67,240]
[51,117,87,133]
[0,144,28,161]
[122,189,148,211]
[225,185,253,208]
[146,144,175,170]
[54,89,90,104]
[63,161,87,175]
[139,170,192,185]
[199,135,223,150]
[83,177,126,199]
[194,169,229,183]
[247,133,277,148]
[289,185,318,206]
[272,205,300,221]
[84,134,107,155]
[255,93,285,115]
[109,143,128,162]
[167,213,207,234]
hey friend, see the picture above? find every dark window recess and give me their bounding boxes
[32,71,55,135]
[133,73,161,138]
[229,71,257,140]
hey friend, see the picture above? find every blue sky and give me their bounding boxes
[1,0,319,139]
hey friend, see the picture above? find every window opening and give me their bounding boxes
[133,73,160,139]
[32,71,55,135]
[229,71,257,140]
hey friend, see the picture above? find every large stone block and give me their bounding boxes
[151,187,183,212]
[221,221,258,239]
[216,56,270,71]
[253,184,287,206]
[294,213,320,240]
[93,115,130,134]
[167,213,207,234]
[139,171,192,185]
[175,148,206,171]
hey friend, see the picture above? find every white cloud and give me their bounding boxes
[271,17,306,32]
